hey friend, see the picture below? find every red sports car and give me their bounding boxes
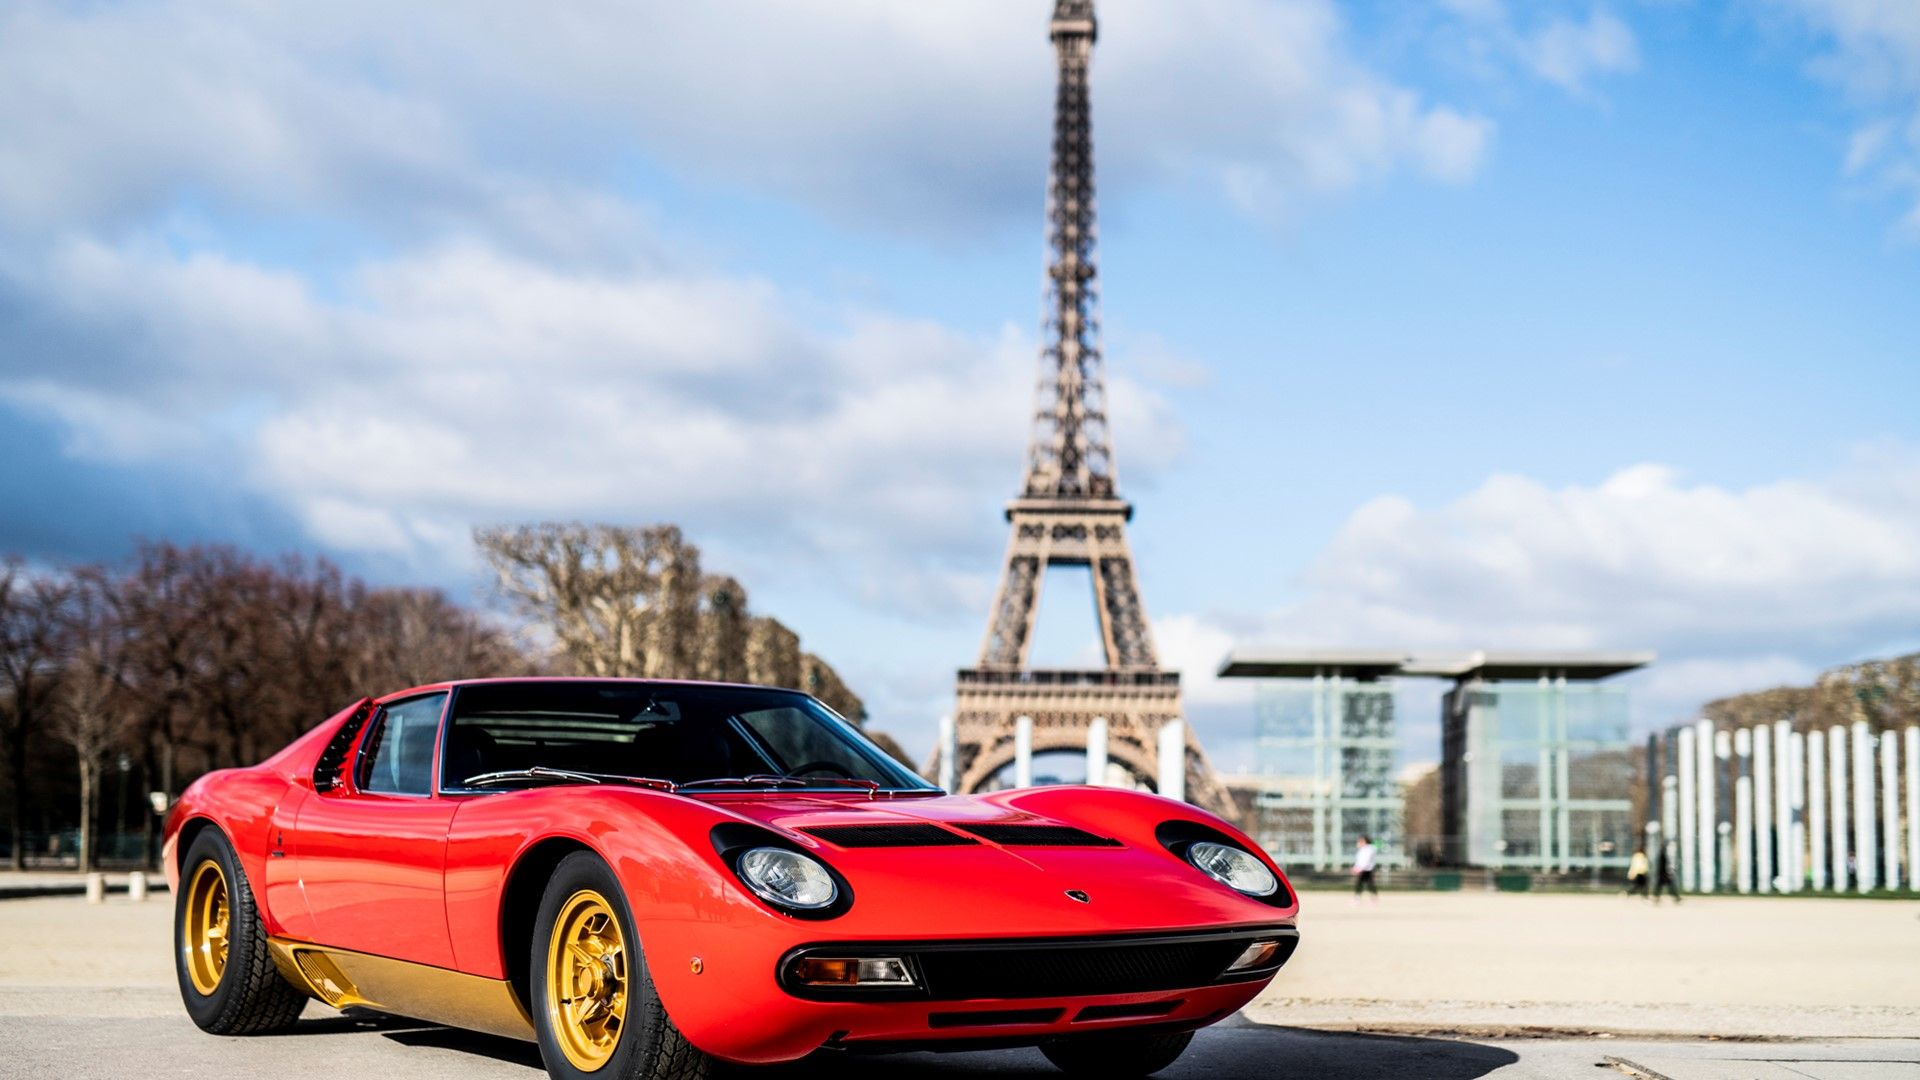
[165,678,1300,1079]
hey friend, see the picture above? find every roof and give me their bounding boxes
[1216,649,1411,681]
[1217,648,1654,683]
[1400,650,1654,682]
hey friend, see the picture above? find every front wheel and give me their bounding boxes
[531,851,710,1080]
[1041,1030,1195,1076]
[174,828,307,1034]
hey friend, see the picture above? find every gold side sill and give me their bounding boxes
[268,937,535,1042]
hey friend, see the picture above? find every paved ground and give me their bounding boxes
[3,887,1917,1078]
[1253,889,1920,1039]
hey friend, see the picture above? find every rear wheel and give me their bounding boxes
[174,828,306,1034]
[1041,1030,1195,1077]
[531,851,710,1080]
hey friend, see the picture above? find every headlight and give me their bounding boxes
[1185,840,1279,897]
[736,847,838,910]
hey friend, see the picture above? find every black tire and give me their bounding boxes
[174,828,307,1034]
[1041,1030,1195,1077]
[531,851,711,1080]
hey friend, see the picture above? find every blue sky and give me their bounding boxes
[5,0,1920,770]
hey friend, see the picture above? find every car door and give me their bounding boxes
[293,691,459,969]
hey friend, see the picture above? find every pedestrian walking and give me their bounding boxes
[1352,834,1379,904]
[1625,848,1650,897]
[1652,843,1681,903]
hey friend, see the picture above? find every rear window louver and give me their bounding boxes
[800,824,980,847]
[956,824,1123,847]
[312,701,374,793]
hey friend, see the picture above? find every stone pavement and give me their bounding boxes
[4,889,1918,1077]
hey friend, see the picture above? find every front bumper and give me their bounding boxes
[684,925,1299,1063]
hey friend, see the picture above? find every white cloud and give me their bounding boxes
[1524,10,1640,95]
[1436,4,1640,99]
[1158,452,1920,738]
[1770,1,1920,232]
[0,0,1489,239]
[0,232,1209,631]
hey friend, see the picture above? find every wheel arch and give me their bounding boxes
[173,815,224,875]
[499,836,599,1015]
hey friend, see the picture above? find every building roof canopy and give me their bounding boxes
[1218,648,1653,682]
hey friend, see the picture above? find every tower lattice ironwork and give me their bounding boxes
[938,0,1230,815]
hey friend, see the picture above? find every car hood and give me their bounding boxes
[692,790,1295,938]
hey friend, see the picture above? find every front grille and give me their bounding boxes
[915,937,1250,1000]
[956,824,1121,847]
[801,824,979,847]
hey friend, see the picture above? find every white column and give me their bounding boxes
[1754,725,1773,892]
[1013,715,1033,789]
[1854,720,1876,892]
[1157,719,1186,803]
[936,714,956,792]
[1697,719,1717,890]
[1882,732,1901,891]
[1677,726,1697,892]
[1907,727,1919,896]
[1715,729,1733,888]
[1781,722,1797,891]
[1829,726,1848,890]
[1808,731,1827,891]
[1085,716,1109,788]
[1775,722,1795,891]
[1734,728,1754,893]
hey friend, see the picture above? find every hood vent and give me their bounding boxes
[801,824,980,848]
[957,824,1122,847]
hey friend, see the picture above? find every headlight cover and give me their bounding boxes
[736,847,839,910]
[1185,840,1279,897]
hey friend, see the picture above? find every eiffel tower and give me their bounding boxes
[937,0,1231,816]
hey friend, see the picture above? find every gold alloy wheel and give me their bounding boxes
[183,860,231,995]
[546,889,629,1071]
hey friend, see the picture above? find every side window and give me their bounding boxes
[357,693,448,796]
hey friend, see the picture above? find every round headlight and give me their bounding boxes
[736,847,838,910]
[1186,840,1278,897]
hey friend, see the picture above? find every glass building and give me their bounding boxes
[1221,652,1405,870]
[1222,649,1650,873]
[1423,654,1644,871]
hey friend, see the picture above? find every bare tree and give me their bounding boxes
[801,652,865,723]
[694,576,750,682]
[0,562,71,869]
[50,571,138,873]
[473,523,866,721]
[352,587,526,689]
[745,616,801,689]
[476,523,701,677]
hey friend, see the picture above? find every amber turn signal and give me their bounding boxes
[1225,939,1282,972]
[788,956,915,988]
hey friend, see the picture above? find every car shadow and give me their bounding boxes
[312,1011,1519,1079]
[752,1018,1522,1079]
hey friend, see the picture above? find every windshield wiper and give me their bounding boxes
[460,767,677,792]
[678,774,882,795]
[676,774,810,790]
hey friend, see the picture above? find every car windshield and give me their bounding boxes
[439,681,934,794]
